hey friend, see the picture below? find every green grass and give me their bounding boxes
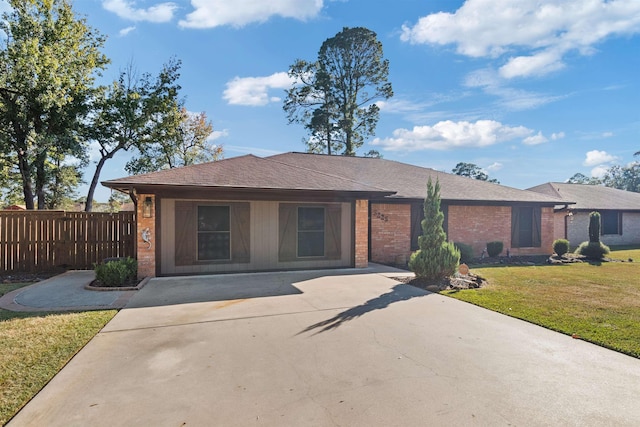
[443,248,640,358]
[0,283,116,425]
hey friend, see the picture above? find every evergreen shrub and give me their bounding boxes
[553,239,570,257]
[94,257,137,287]
[486,241,503,257]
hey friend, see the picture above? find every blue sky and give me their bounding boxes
[13,0,640,201]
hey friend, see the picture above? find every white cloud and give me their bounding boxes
[223,72,293,106]
[486,162,503,171]
[118,26,136,36]
[551,132,565,140]
[463,68,564,111]
[523,131,548,145]
[372,120,533,151]
[179,0,323,29]
[401,0,640,78]
[102,0,177,23]
[207,129,229,142]
[602,131,614,138]
[583,150,619,166]
[591,165,609,178]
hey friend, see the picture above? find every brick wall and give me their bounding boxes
[447,205,511,257]
[447,205,555,257]
[354,200,369,268]
[136,194,156,278]
[370,203,411,265]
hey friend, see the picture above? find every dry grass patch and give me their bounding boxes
[442,249,640,358]
[0,283,116,425]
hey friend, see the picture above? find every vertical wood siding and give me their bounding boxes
[160,199,352,275]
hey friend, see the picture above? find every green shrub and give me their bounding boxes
[486,241,504,257]
[454,242,474,264]
[553,239,570,257]
[589,211,601,243]
[409,241,460,281]
[94,257,137,287]
[575,241,610,260]
[409,177,460,281]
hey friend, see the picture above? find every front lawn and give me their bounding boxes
[443,248,640,358]
[0,283,116,425]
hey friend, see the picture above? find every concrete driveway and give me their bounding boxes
[9,267,640,426]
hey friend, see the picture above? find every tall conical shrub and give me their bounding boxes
[408,177,460,281]
[589,211,601,243]
[576,211,609,259]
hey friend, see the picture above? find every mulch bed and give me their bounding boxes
[1,272,60,284]
[393,272,488,292]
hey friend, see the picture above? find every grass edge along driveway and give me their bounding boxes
[443,248,640,359]
[0,282,116,426]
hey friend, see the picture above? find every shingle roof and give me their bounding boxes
[269,153,563,203]
[528,182,640,211]
[102,152,564,204]
[102,154,391,194]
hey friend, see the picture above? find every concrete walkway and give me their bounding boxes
[0,270,138,312]
[7,268,640,426]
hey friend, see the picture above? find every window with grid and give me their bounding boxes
[297,207,325,257]
[197,206,230,261]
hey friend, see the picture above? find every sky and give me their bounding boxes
[6,0,640,202]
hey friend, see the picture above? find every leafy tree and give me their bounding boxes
[43,147,84,209]
[125,108,221,174]
[85,59,182,211]
[566,173,602,185]
[284,27,393,156]
[108,190,130,212]
[363,149,382,159]
[0,0,108,209]
[452,162,499,183]
[601,163,640,193]
[408,177,460,281]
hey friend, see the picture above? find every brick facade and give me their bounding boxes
[136,194,156,278]
[370,203,411,265]
[354,200,369,268]
[447,205,555,257]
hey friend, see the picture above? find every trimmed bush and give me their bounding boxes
[575,241,610,260]
[408,177,460,281]
[454,242,474,264]
[94,257,137,287]
[486,241,504,257]
[553,239,570,257]
[589,211,601,243]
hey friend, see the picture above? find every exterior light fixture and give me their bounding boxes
[143,196,153,218]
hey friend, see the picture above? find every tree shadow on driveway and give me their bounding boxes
[298,283,430,335]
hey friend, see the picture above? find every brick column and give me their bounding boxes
[354,199,369,268]
[136,194,156,278]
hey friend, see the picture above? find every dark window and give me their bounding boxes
[197,206,230,260]
[411,203,447,251]
[511,206,541,248]
[298,207,325,257]
[601,211,622,235]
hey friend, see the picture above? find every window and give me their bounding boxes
[297,207,325,257]
[511,206,541,248]
[197,206,230,260]
[411,204,448,251]
[601,211,622,235]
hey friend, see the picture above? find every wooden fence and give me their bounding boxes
[0,210,136,273]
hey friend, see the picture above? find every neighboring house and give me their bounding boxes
[528,182,640,247]
[102,153,563,278]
